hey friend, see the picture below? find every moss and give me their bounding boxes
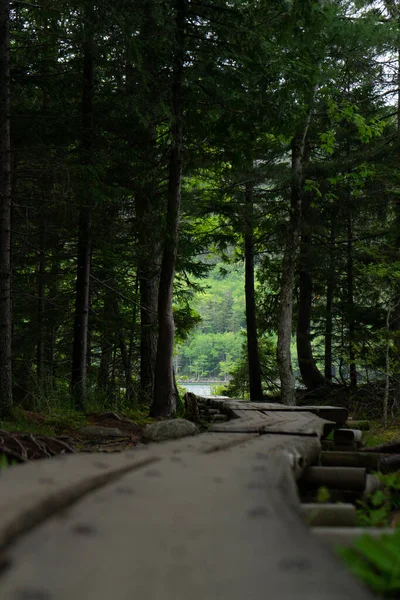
[362,420,400,448]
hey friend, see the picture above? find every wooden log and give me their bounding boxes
[320,451,381,471]
[197,398,348,425]
[334,429,363,444]
[211,414,229,423]
[311,527,395,548]
[380,454,400,473]
[184,392,200,423]
[321,440,334,451]
[300,466,367,492]
[210,409,335,439]
[333,443,358,452]
[363,474,384,498]
[301,503,356,527]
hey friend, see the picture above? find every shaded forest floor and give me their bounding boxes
[0,408,153,461]
[1,401,400,464]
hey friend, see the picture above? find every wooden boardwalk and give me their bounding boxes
[0,398,375,599]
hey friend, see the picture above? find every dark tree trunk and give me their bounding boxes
[325,219,336,381]
[0,0,12,417]
[277,104,315,405]
[296,196,326,390]
[137,193,160,403]
[36,219,46,386]
[71,1,94,410]
[277,85,317,405]
[98,289,113,393]
[150,0,185,418]
[126,2,162,405]
[347,208,357,388]
[244,182,263,401]
[277,137,303,406]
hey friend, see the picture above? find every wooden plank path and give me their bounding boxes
[0,398,374,599]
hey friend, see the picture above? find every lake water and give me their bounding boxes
[180,382,213,396]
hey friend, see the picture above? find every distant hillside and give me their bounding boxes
[175,262,246,381]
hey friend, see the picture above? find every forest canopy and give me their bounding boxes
[0,0,400,419]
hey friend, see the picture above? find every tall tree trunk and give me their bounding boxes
[393,36,400,402]
[325,219,336,381]
[296,196,326,390]
[137,194,160,403]
[0,0,12,417]
[36,219,46,386]
[347,208,357,388]
[98,288,113,393]
[277,89,316,405]
[244,182,263,401]
[126,1,162,405]
[71,1,94,410]
[150,0,185,418]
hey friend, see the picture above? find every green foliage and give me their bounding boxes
[316,486,331,503]
[356,473,400,528]
[175,261,246,381]
[338,530,400,596]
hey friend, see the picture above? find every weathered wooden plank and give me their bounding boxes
[195,397,348,425]
[208,410,270,433]
[312,527,395,548]
[210,409,335,439]
[320,451,381,471]
[0,434,372,600]
[334,429,363,444]
[0,432,262,555]
[301,503,356,527]
[0,451,158,552]
[301,466,367,492]
[260,411,335,438]
[225,402,347,425]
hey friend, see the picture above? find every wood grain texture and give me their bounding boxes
[0,435,372,600]
[210,410,335,439]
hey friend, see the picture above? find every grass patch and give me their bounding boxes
[362,421,400,448]
[0,407,89,436]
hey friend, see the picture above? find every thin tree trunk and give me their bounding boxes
[36,220,46,386]
[244,181,263,401]
[277,88,316,405]
[0,0,12,417]
[150,0,185,418]
[126,1,162,405]
[347,208,357,388]
[393,39,400,403]
[325,219,336,381]
[137,197,160,403]
[71,1,94,410]
[296,195,326,390]
[383,303,391,427]
[98,288,113,393]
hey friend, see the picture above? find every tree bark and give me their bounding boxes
[244,182,263,401]
[137,194,160,403]
[126,0,162,405]
[36,219,46,386]
[347,208,357,388]
[296,196,326,390]
[150,0,185,418]
[277,89,316,405]
[0,0,12,417]
[325,218,336,381]
[71,0,94,410]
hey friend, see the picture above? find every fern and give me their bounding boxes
[338,530,400,596]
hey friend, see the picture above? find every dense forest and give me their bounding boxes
[2,0,400,420]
